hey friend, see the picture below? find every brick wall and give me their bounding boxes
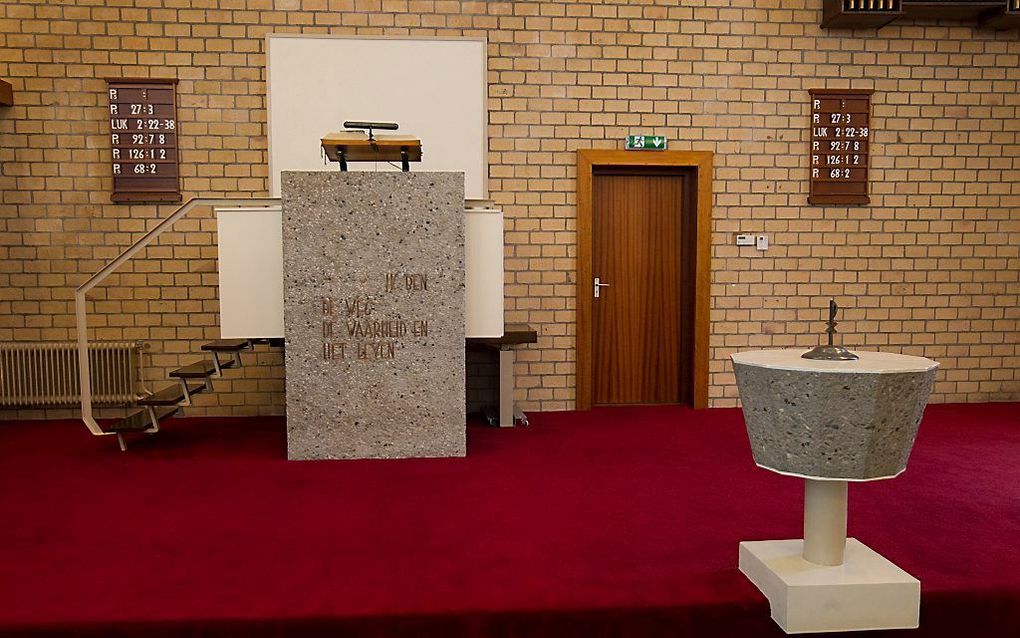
[1,0,1018,419]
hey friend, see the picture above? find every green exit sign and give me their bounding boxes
[626,135,668,150]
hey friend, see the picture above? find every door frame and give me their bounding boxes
[576,149,713,410]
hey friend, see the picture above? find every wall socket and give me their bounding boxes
[736,233,755,246]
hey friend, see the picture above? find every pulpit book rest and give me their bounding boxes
[321,132,423,172]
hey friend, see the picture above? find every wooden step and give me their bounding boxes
[201,339,251,352]
[138,383,206,406]
[169,359,219,379]
[107,406,178,432]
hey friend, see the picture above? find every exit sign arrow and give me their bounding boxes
[626,135,668,150]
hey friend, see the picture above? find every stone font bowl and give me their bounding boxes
[731,349,938,481]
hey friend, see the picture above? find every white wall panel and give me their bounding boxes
[465,208,504,338]
[216,207,284,339]
[267,35,487,199]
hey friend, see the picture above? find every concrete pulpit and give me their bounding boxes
[731,348,939,634]
[282,171,466,460]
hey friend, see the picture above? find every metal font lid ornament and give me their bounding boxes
[802,299,860,361]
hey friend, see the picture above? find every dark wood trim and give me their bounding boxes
[0,79,13,107]
[576,149,713,410]
[577,151,595,409]
[821,1,1019,30]
[904,2,1003,21]
[467,323,538,348]
[821,0,903,30]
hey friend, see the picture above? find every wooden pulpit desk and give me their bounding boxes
[320,132,423,171]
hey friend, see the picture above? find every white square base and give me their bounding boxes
[739,538,920,634]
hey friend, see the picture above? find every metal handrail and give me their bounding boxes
[76,197,281,435]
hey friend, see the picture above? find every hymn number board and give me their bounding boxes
[106,78,181,203]
[809,89,873,206]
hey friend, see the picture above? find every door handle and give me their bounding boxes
[594,277,610,298]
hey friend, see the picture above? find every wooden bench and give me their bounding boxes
[467,323,538,427]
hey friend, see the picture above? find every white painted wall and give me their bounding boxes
[266,35,487,199]
[216,207,284,339]
[464,208,504,338]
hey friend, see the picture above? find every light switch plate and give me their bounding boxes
[756,234,769,251]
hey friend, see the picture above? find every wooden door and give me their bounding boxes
[592,171,691,405]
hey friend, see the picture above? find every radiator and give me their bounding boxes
[0,341,143,407]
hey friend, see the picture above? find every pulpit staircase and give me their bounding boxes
[75,197,282,449]
[104,338,282,451]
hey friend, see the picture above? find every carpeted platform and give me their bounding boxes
[0,403,1018,637]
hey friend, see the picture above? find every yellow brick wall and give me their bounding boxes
[1,0,1018,419]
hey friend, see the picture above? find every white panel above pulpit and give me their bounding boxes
[266,35,487,199]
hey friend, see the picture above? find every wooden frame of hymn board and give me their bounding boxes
[575,149,713,410]
[809,88,873,206]
[105,77,182,203]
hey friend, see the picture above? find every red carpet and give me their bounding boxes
[0,403,1018,637]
